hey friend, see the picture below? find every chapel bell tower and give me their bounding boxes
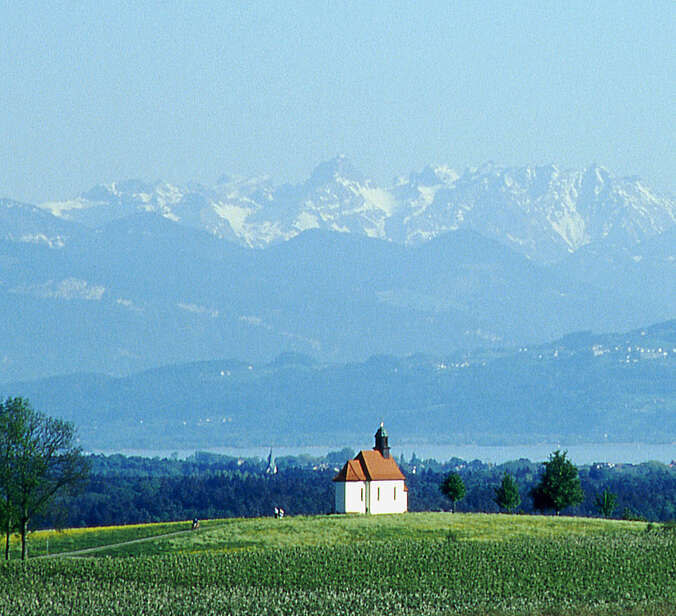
[374,422,391,458]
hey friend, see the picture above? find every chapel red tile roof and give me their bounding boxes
[333,449,406,482]
[332,458,367,482]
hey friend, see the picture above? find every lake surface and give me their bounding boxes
[93,442,676,465]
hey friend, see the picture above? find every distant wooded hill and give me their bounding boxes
[10,320,676,449]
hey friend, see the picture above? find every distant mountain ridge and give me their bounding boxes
[36,157,676,263]
[10,319,676,449]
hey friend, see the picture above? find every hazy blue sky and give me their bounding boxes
[1,1,674,203]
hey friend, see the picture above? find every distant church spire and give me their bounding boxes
[265,448,277,474]
[374,422,390,458]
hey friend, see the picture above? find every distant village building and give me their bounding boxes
[332,423,408,514]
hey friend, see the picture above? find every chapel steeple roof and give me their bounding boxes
[374,421,390,458]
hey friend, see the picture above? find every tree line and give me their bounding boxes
[441,451,591,516]
[31,447,676,532]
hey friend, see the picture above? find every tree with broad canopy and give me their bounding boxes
[531,450,584,515]
[0,397,89,560]
[440,472,466,513]
[494,472,521,513]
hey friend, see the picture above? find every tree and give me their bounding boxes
[0,397,89,560]
[440,472,465,512]
[531,450,584,515]
[494,472,521,513]
[594,489,617,518]
[0,400,24,560]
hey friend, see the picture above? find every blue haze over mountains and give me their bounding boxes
[2,157,676,448]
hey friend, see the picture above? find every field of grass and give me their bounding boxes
[2,513,675,615]
[13,512,647,558]
[5,519,196,559]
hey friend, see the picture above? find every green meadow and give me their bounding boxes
[10,512,645,558]
[2,513,675,615]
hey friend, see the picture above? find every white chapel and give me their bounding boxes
[332,423,408,514]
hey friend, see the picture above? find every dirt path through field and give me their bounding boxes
[36,528,196,559]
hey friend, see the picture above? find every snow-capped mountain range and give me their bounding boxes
[1,157,675,385]
[37,156,676,263]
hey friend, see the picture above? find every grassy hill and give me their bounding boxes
[11,512,645,559]
[3,513,676,615]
